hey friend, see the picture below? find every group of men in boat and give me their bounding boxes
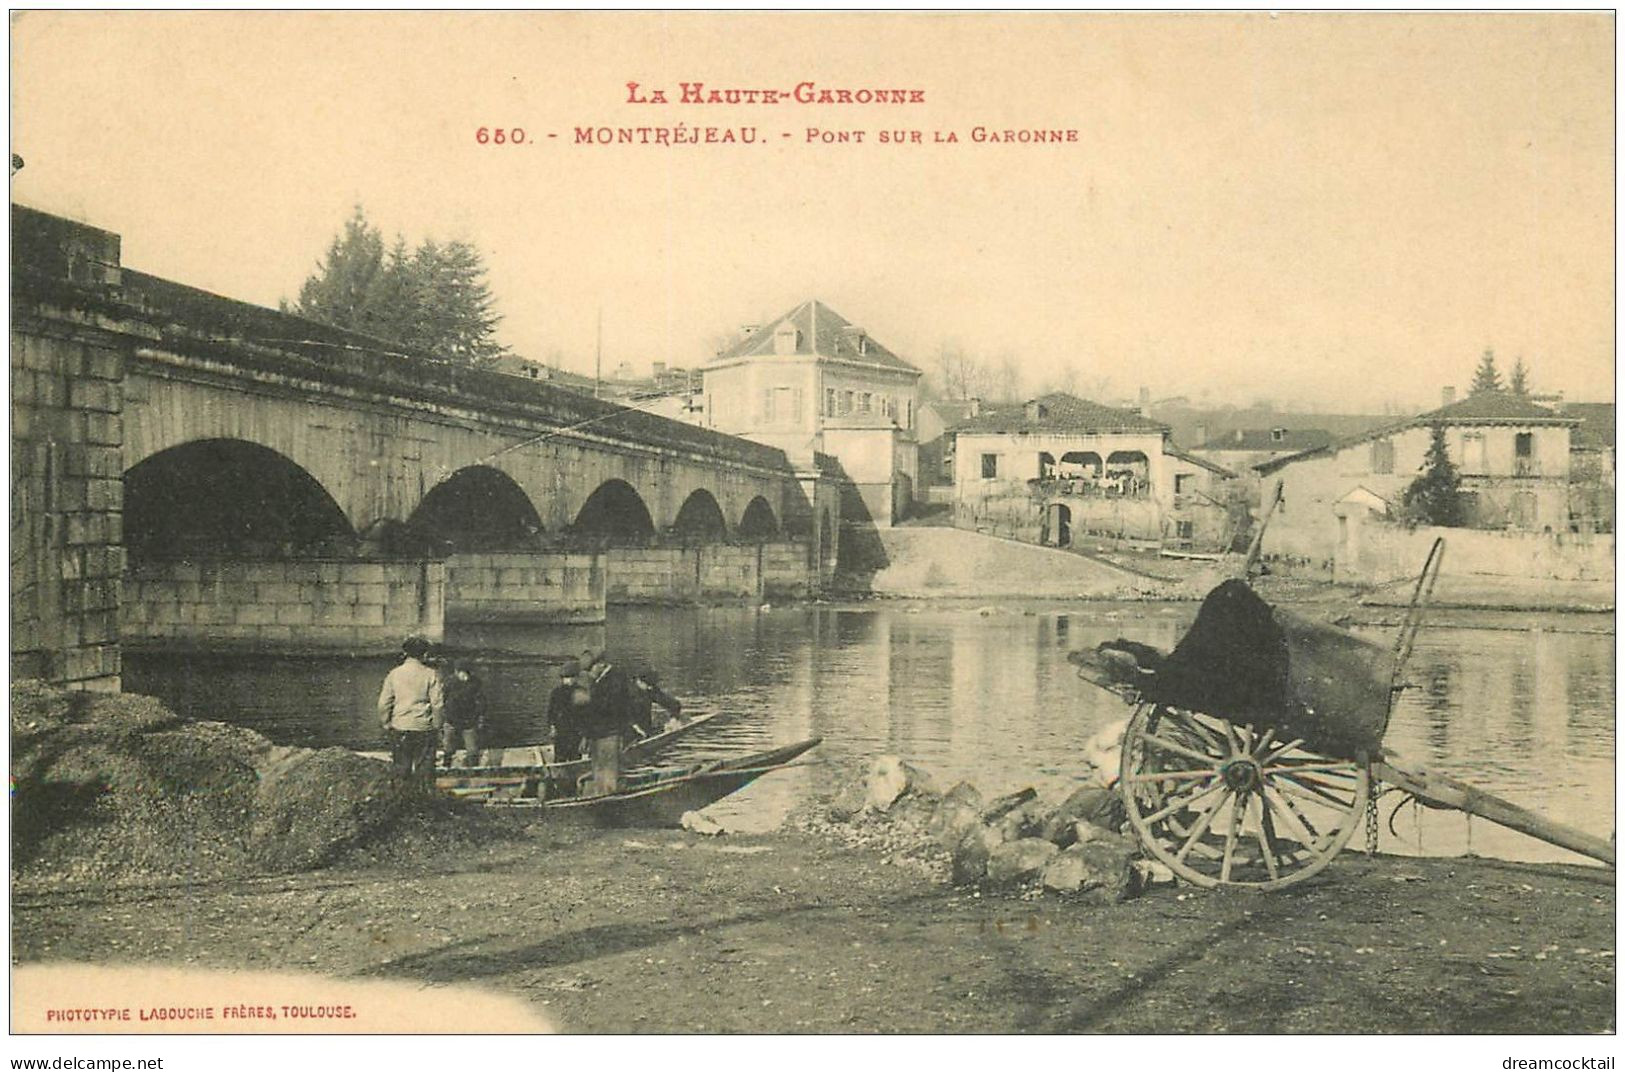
[377,634,682,795]
[548,650,683,794]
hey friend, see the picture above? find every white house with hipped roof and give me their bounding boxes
[949,393,1240,551]
[702,299,922,525]
[1254,391,1580,566]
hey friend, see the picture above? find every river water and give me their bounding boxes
[123,601,1615,866]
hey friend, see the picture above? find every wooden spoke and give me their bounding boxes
[1251,793,1281,882]
[1262,783,1327,849]
[1139,731,1220,768]
[1251,727,1277,759]
[1141,778,1226,826]
[1262,762,1362,777]
[1283,768,1362,792]
[1160,708,1227,753]
[1173,786,1231,863]
[1260,737,1307,765]
[1125,768,1218,785]
[1276,772,1357,812]
[1219,796,1243,883]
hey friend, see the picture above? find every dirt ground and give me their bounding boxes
[11,810,1614,1034]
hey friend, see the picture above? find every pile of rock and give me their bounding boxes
[805,754,1173,902]
[11,680,427,884]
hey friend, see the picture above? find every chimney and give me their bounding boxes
[1194,423,1208,447]
[1234,428,1245,444]
[1441,385,1457,406]
[968,396,982,418]
[1024,400,1044,421]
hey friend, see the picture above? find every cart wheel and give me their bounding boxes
[1119,703,1369,890]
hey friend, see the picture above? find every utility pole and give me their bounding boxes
[594,307,603,398]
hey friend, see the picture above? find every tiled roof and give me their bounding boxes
[1256,391,1578,475]
[1563,402,1615,451]
[1166,446,1237,478]
[1197,429,1332,452]
[1427,391,1580,424]
[952,392,1169,436]
[922,398,978,424]
[710,299,920,374]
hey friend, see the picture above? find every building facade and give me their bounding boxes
[949,393,1237,551]
[702,299,921,525]
[1255,392,1579,566]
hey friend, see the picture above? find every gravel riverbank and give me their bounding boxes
[12,806,1614,1034]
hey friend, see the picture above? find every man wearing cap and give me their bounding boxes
[439,659,488,768]
[377,634,444,784]
[627,668,683,739]
[580,650,635,795]
[547,658,588,763]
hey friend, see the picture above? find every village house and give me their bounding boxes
[1254,391,1581,566]
[1188,426,1334,474]
[1561,401,1615,534]
[914,397,977,505]
[949,392,1238,552]
[702,299,921,525]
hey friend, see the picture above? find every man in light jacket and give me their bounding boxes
[378,634,444,783]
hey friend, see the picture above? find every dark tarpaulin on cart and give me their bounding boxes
[1146,579,1393,760]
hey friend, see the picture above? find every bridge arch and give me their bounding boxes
[409,465,545,554]
[672,489,728,541]
[738,496,780,541]
[124,438,353,559]
[571,479,655,545]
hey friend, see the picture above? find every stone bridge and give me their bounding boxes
[11,206,840,688]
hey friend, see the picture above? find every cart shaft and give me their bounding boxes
[1373,760,1614,867]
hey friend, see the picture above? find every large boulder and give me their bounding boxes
[1038,785,1124,846]
[950,822,1006,885]
[993,800,1046,843]
[980,787,1037,825]
[986,838,1060,885]
[928,799,985,849]
[941,781,983,811]
[866,755,940,812]
[827,755,940,821]
[1039,831,1140,901]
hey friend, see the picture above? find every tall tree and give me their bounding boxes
[1469,349,1503,395]
[292,206,388,334]
[1509,356,1530,397]
[1402,424,1467,527]
[290,208,508,366]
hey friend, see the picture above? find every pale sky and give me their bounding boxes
[11,11,1615,412]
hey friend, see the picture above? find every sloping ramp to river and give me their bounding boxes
[837,527,1205,599]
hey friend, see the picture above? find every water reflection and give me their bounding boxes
[122,604,1614,864]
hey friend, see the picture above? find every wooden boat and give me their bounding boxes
[359,708,729,792]
[457,738,823,826]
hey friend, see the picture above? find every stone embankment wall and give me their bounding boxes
[1337,518,1615,585]
[121,560,445,651]
[605,542,812,603]
[445,552,604,624]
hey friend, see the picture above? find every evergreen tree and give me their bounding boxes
[293,207,388,333]
[1469,349,1503,395]
[290,208,508,366]
[1402,424,1467,527]
[1509,357,1530,397]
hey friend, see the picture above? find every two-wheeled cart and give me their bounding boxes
[1071,539,1614,891]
